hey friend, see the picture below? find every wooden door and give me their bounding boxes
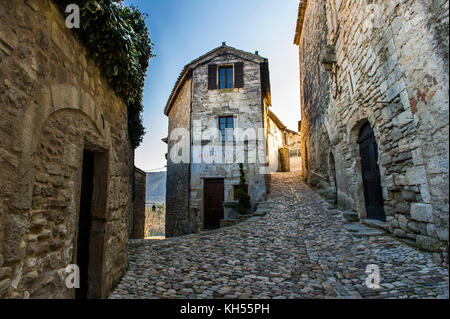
[204,179,224,229]
[358,123,386,221]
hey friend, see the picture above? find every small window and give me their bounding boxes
[219,116,234,142]
[219,66,233,89]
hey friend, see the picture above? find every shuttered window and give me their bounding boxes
[208,62,244,90]
[208,64,217,90]
[234,62,244,88]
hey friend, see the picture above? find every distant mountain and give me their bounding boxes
[146,171,166,203]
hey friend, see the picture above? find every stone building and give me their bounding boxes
[294,0,449,263]
[266,110,301,172]
[0,0,138,298]
[164,44,287,237]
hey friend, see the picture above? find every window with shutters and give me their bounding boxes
[208,63,244,90]
[219,66,233,89]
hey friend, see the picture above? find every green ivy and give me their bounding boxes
[54,0,154,148]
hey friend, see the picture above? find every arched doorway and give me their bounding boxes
[357,122,386,221]
[329,152,338,205]
[304,145,308,172]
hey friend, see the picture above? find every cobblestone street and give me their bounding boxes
[110,172,449,299]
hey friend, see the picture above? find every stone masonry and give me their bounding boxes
[111,171,449,299]
[294,0,449,264]
[0,0,133,298]
[164,44,279,237]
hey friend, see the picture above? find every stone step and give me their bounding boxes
[254,208,271,214]
[342,211,359,223]
[343,222,386,237]
[256,204,272,210]
[361,218,389,231]
[352,229,386,238]
[343,223,366,232]
[253,210,268,217]
[220,219,238,228]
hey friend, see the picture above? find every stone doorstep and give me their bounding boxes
[342,211,359,223]
[343,223,386,238]
[255,201,274,209]
[360,218,390,231]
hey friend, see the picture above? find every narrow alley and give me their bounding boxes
[110,172,449,299]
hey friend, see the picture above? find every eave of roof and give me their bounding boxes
[294,0,308,45]
[286,128,300,135]
[134,166,147,175]
[268,109,287,131]
[164,44,267,116]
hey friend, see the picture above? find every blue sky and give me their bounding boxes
[124,0,301,171]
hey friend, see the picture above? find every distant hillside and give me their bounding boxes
[146,171,166,203]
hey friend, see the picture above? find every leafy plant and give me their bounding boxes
[236,163,251,215]
[54,0,154,148]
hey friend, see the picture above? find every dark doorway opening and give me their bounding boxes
[76,150,94,299]
[204,179,224,229]
[305,145,308,170]
[75,149,108,299]
[329,152,338,206]
[358,123,386,221]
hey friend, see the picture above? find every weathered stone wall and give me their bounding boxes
[267,115,285,172]
[0,0,132,298]
[131,168,146,239]
[189,52,268,231]
[286,130,301,155]
[296,0,449,264]
[165,78,192,237]
[297,0,333,193]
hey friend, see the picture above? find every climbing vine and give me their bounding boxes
[54,0,154,148]
[236,163,251,215]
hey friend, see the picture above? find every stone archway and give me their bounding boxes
[304,144,309,180]
[12,84,115,299]
[27,108,110,298]
[348,117,384,220]
[328,151,338,205]
[348,118,371,219]
[357,122,386,221]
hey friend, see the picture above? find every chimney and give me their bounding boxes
[222,42,226,46]
[255,51,259,55]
